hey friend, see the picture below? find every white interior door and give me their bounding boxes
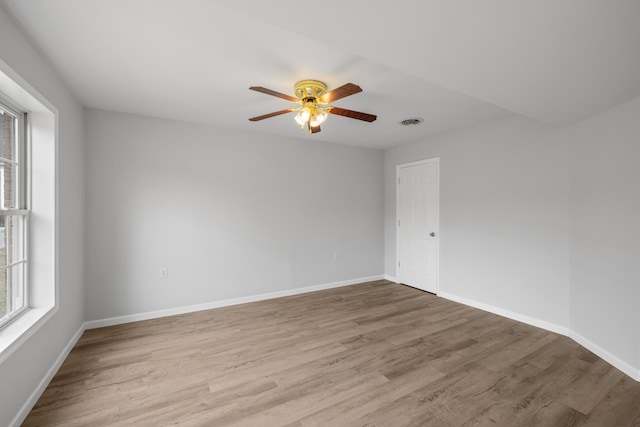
[397,158,439,293]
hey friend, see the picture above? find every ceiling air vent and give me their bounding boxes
[400,117,424,126]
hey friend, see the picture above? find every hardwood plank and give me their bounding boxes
[298,365,445,426]
[580,375,640,426]
[558,357,625,415]
[23,281,640,426]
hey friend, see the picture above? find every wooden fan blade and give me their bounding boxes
[249,86,298,103]
[328,107,377,122]
[249,108,296,121]
[309,125,321,134]
[319,83,362,103]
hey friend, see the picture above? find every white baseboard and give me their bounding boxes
[438,291,639,382]
[384,275,398,283]
[85,275,385,330]
[438,291,570,336]
[569,330,640,382]
[10,323,86,427]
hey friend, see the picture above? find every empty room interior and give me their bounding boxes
[1,1,639,426]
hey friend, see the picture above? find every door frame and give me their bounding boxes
[396,157,440,294]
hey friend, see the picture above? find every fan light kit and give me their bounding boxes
[249,80,377,134]
[293,80,329,129]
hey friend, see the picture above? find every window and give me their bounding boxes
[0,65,55,360]
[0,100,28,328]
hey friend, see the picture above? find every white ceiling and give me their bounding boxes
[3,0,640,149]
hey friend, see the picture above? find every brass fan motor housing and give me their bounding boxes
[294,80,327,100]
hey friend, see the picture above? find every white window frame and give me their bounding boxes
[0,98,29,329]
[0,61,57,364]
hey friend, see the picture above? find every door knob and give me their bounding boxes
[430,232,436,237]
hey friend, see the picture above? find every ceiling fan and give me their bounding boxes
[248,80,377,134]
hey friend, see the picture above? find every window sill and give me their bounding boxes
[0,305,57,364]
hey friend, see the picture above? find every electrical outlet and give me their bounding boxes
[160,268,168,279]
[333,252,340,261]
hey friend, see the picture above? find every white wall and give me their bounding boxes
[0,5,85,427]
[567,96,640,373]
[385,115,571,328]
[385,102,640,379]
[84,109,384,321]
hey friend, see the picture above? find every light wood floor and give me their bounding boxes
[24,280,640,426]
